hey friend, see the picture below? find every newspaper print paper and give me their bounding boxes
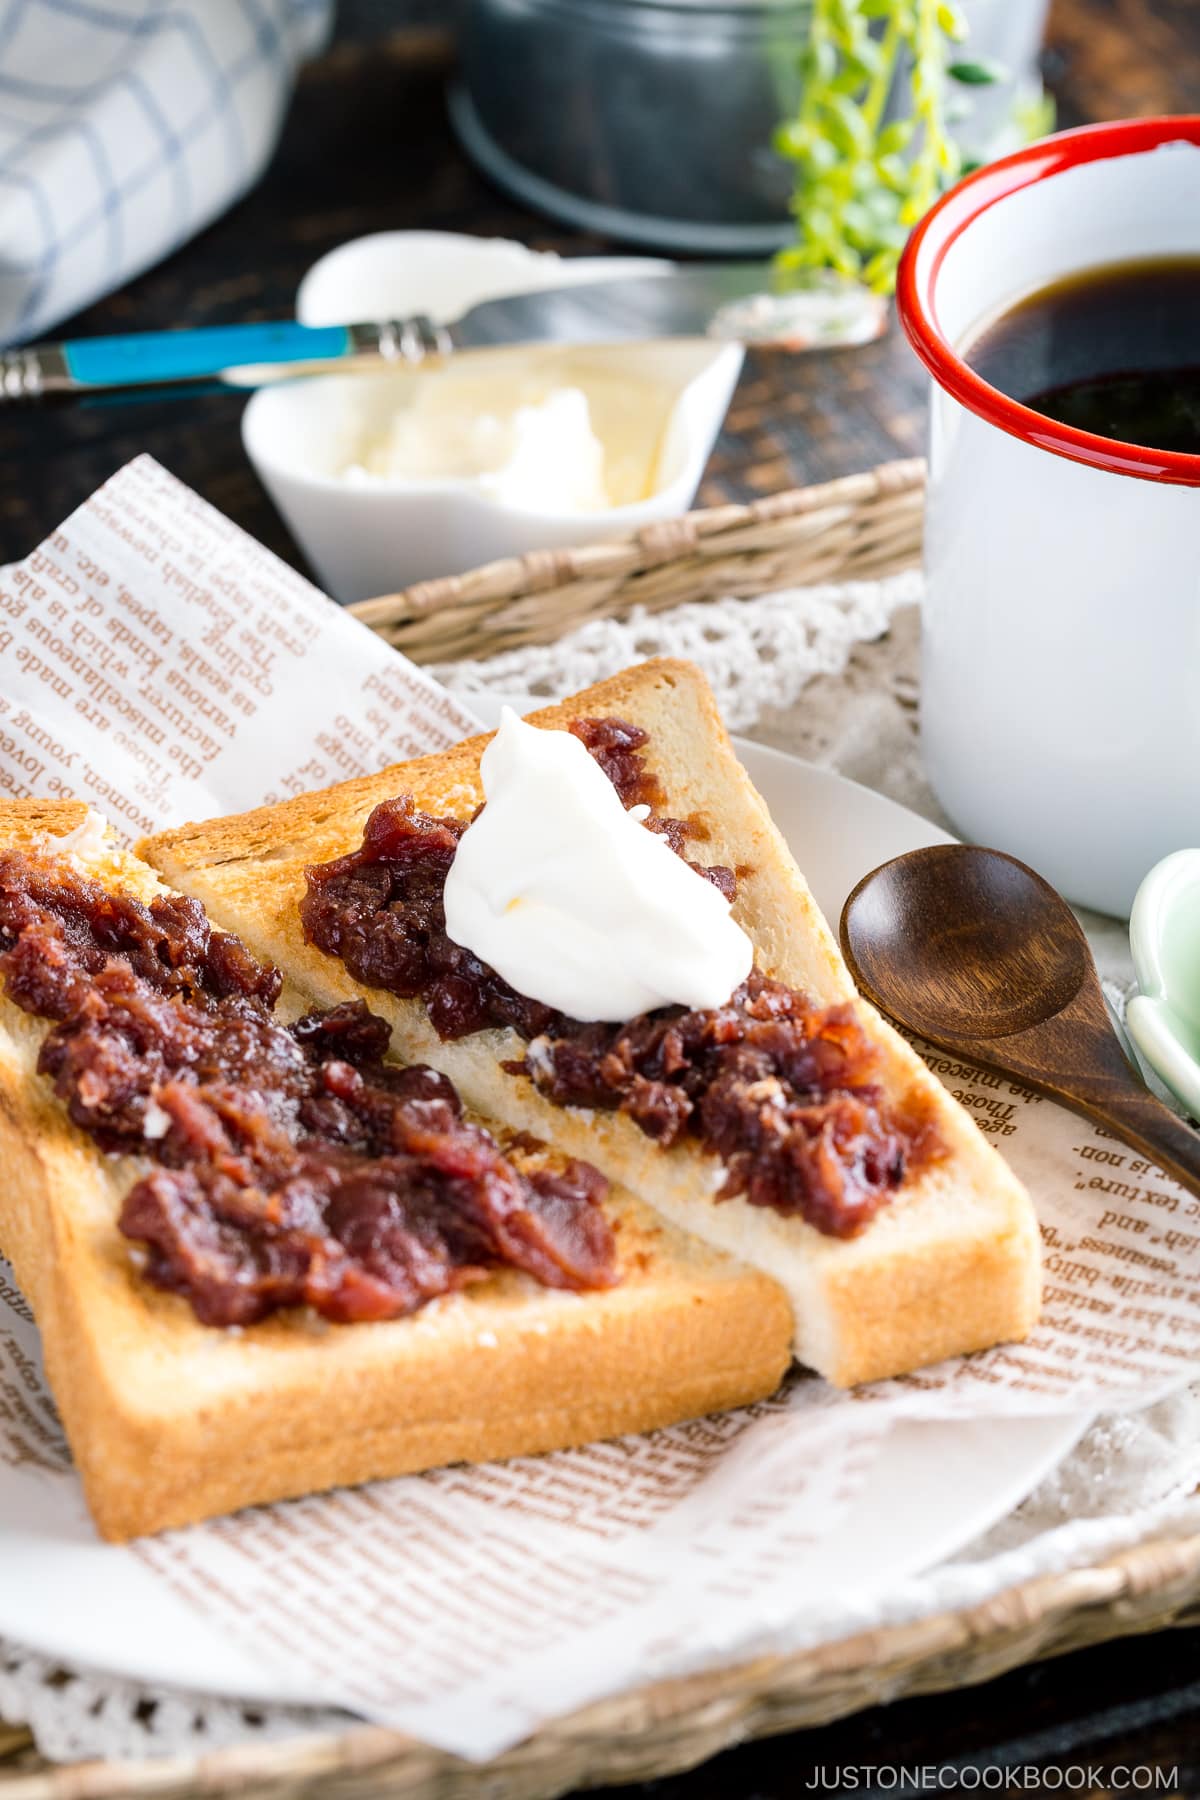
[0,459,1196,1756]
[0,455,478,836]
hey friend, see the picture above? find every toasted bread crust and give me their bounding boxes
[0,796,791,1540]
[144,660,1042,1388]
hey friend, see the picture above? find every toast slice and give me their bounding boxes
[143,660,1042,1387]
[0,798,792,1541]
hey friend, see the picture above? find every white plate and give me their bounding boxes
[0,734,1088,1706]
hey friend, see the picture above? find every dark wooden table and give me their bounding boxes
[4,0,1198,572]
[2,0,1200,1790]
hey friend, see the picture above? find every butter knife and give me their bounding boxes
[0,266,886,400]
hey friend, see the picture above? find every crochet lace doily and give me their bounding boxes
[4,572,1192,1765]
[433,570,925,743]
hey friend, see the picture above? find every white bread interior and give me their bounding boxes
[0,798,792,1541]
[143,659,1043,1388]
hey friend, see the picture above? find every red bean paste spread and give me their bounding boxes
[301,717,937,1239]
[0,852,616,1327]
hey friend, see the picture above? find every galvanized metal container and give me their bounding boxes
[452,0,808,253]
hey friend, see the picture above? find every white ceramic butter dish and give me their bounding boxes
[242,231,743,603]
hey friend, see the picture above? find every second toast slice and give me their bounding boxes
[143,660,1042,1386]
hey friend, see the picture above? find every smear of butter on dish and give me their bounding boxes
[53,808,110,864]
[442,709,753,1023]
[346,381,610,513]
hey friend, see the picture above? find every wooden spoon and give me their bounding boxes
[840,843,1200,1197]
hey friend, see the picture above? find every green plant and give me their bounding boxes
[774,0,1008,294]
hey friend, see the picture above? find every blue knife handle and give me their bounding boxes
[62,321,353,387]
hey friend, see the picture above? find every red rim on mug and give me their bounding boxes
[896,115,1200,488]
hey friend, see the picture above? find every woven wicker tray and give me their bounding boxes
[349,457,928,662]
[4,455,1196,1795]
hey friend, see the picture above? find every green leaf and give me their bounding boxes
[808,133,840,172]
[807,33,838,84]
[877,117,915,155]
[936,1,969,41]
[831,60,874,95]
[1013,87,1057,142]
[873,152,908,191]
[938,136,962,177]
[850,155,884,192]
[851,32,885,73]
[875,218,912,250]
[800,205,836,245]
[841,200,875,239]
[773,120,812,158]
[864,247,900,293]
[947,57,1007,85]
[827,92,872,154]
[865,188,905,228]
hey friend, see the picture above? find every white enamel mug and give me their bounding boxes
[897,118,1200,918]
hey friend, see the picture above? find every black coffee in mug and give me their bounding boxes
[962,254,1200,454]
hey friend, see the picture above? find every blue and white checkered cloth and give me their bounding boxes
[0,0,333,347]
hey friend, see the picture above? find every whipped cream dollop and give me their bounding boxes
[442,709,754,1023]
